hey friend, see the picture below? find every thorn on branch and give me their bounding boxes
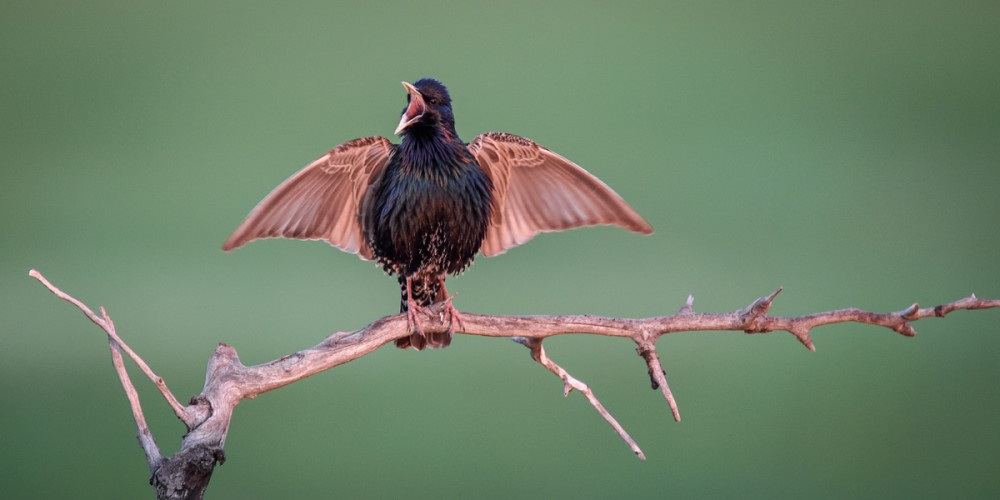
[678,294,695,314]
[790,327,816,352]
[893,323,918,337]
[740,286,783,333]
[635,341,681,422]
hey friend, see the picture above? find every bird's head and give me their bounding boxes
[395,78,455,136]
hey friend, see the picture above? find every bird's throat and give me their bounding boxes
[400,130,466,177]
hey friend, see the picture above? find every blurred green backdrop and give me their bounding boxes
[3,1,998,498]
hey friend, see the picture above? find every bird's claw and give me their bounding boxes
[406,294,465,337]
[439,293,466,333]
[406,300,432,337]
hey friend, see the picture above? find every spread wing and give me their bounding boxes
[222,136,395,260]
[468,132,653,257]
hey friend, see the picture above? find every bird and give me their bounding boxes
[223,78,653,350]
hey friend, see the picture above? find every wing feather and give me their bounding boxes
[468,132,652,257]
[222,136,394,260]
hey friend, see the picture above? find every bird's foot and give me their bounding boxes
[406,300,432,337]
[439,293,466,333]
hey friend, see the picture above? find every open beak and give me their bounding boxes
[394,81,426,135]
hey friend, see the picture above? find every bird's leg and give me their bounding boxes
[437,277,466,333]
[405,276,431,337]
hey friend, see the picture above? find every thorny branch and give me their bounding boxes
[29,269,1000,499]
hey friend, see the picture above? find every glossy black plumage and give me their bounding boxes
[223,78,653,350]
[366,79,493,348]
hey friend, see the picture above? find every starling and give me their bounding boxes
[223,78,652,350]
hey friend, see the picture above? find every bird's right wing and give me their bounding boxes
[222,136,395,260]
[468,132,653,257]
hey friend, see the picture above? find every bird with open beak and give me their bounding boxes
[224,78,652,350]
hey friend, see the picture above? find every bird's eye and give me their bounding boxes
[427,97,438,105]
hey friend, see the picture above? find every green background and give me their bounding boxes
[3,1,998,498]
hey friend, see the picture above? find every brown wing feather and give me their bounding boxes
[222,136,395,260]
[468,132,653,257]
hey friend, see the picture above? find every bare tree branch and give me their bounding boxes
[28,268,1000,499]
[513,336,646,459]
[28,270,197,427]
[108,333,163,474]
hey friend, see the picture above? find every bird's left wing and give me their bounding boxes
[468,132,653,257]
[222,136,395,260]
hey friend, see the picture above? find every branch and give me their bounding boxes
[29,269,999,499]
[513,336,646,460]
[107,320,162,474]
[28,270,197,427]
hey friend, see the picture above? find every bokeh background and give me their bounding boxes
[3,1,998,498]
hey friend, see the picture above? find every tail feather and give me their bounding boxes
[395,276,452,350]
